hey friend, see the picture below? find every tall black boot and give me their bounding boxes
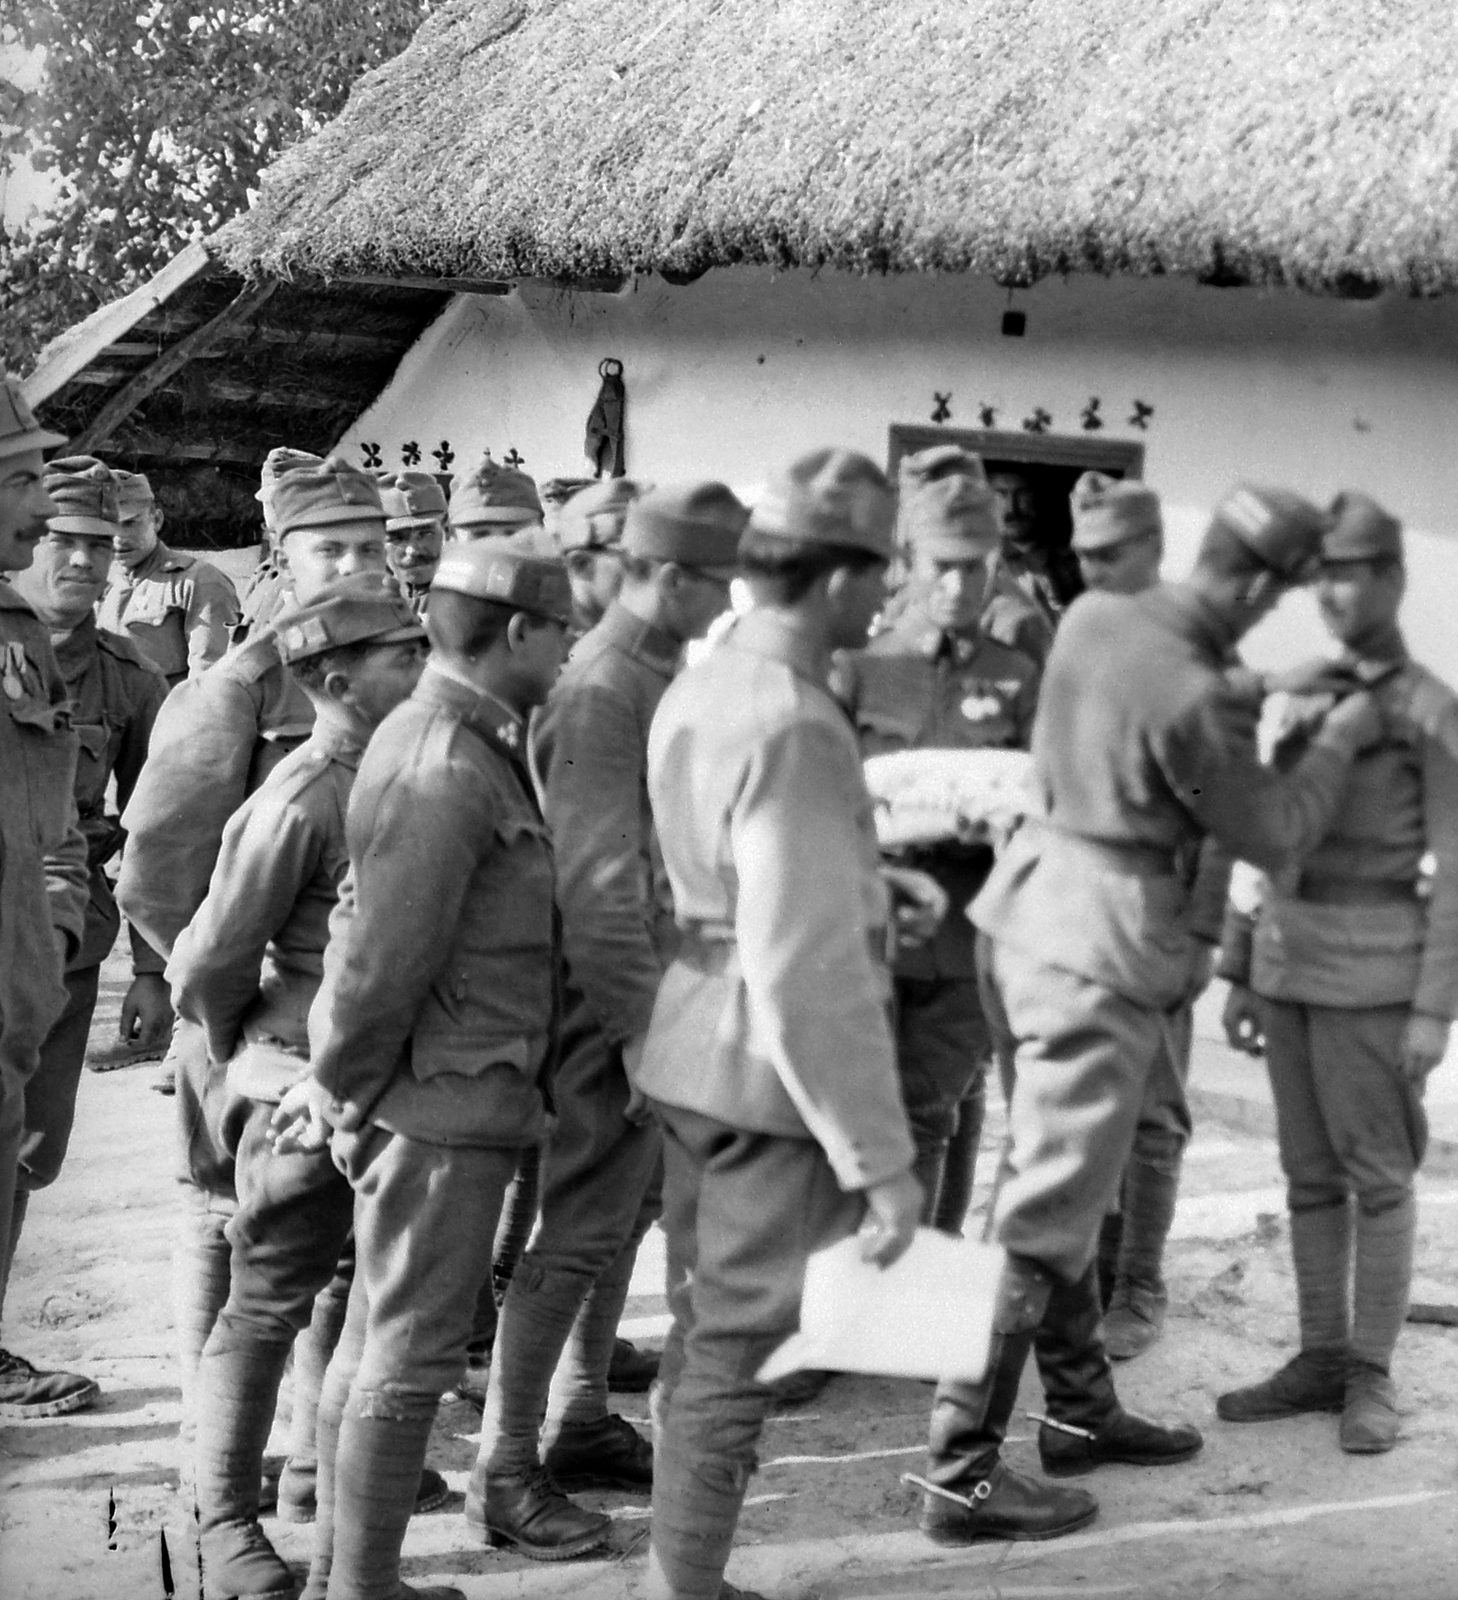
[1105,1134,1182,1359]
[1095,1211,1123,1312]
[1033,1264,1201,1476]
[916,1256,1097,1545]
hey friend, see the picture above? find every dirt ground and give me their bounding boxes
[3,944,1458,1600]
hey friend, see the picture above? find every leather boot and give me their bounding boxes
[1095,1213,1123,1313]
[465,1462,611,1559]
[1033,1264,1201,1476]
[198,1523,296,1600]
[544,1413,653,1490]
[608,1336,661,1393]
[1339,1361,1399,1454]
[1216,1347,1348,1423]
[1104,1141,1181,1360]
[329,1405,438,1599]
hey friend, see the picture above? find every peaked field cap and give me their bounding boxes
[1324,491,1403,563]
[377,470,448,529]
[747,449,896,559]
[558,476,644,551]
[449,455,542,528]
[1069,471,1163,552]
[622,481,748,570]
[1203,483,1328,584]
[898,444,989,492]
[113,468,156,517]
[0,375,67,461]
[432,536,572,624]
[273,455,386,537]
[273,574,425,665]
[256,448,323,505]
[44,456,125,536]
[903,473,1002,558]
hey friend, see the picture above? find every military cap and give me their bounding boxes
[746,449,896,560]
[44,456,124,536]
[377,470,448,531]
[1069,471,1163,553]
[903,473,1002,559]
[272,574,425,666]
[113,469,156,519]
[622,481,747,573]
[1324,491,1403,564]
[0,374,66,462]
[432,536,572,625]
[256,448,325,531]
[449,456,543,531]
[898,444,990,492]
[539,476,594,508]
[272,455,386,538]
[557,476,644,552]
[1202,484,1327,584]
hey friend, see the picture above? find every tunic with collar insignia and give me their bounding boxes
[97,540,240,686]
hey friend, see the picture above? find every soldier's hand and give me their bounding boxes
[1221,982,1266,1056]
[1322,687,1385,752]
[1401,1012,1451,1085]
[120,974,174,1046]
[270,1079,332,1156]
[858,1170,923,1269]
[881,865,950,951]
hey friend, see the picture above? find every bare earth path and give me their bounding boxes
[3,946,1457,1599]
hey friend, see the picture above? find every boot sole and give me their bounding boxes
[0,1378,100,1419]
[922,1502,1099,1544]
[1216,1400,1343,1423]
[480,1524,612,1561]
[548,1472,651,1493]
[1041,1438,1203,1477]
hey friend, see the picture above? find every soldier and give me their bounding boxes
[235,449,324,642]
[911,486,1385,1545]
[4,461,169,1392]
[834,459,1039,1230]
[539,476,593,548]
[116,456,390,1490]
[466,482,745,1553]
[447,454,545,542]
[376,470,447,613]
[96,468,240,685]
[635,450,922,1600]
[0,377,91,1420]
[166,578,427,1600]
[557,477,645,636]
[1216,492,1458,1454]
[987,467,1081,631]
[287,538,573,1600]
[1069,472,1201,1358]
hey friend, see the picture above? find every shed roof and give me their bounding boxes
[219,0,1458,296]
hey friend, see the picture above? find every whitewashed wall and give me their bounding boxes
[340,267,1458,682]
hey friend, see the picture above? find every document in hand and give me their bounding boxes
[757,1228,1002,1386]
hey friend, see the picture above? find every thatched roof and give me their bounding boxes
[23,247,455,546]
[220,0,1458,296]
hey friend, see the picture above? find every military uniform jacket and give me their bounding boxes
[533,600,678,1047]
[974,583,1364,1009]
[1225,644,1458,1019]
[52,615,168,972]
[983,566,1057,667]
[97,540,240,686]
[0,582,88,1093]
[116,627,314,958]
[636,610,915,1192]
[167,717,363,1102]
[835,599,1040,980]
[308,665,555,1148]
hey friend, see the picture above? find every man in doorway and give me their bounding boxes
[988,468,1080,631]
[377,470,447,613]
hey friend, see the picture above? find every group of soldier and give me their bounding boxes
[0,362,1453,1600]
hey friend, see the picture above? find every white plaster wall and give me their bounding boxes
[340,268,1458,682]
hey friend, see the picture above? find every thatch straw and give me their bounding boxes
[219,0,1458,294]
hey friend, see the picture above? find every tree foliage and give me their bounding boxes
[1,1,430,371]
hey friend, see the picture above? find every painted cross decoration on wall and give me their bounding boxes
[978,404,998,428]
[931,393,952,423]
[360,441,383,468]
[504,448,526,468]
[1128,401,1155,430]
[432,441,455,471]
[401,441,422,466]
[1021,407,1052,434]
[1080,398,1104,431]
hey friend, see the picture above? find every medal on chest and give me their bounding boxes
[3,642,28,701]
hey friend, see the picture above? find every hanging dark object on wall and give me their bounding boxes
[586,358,626,477]
[931,392,952,423]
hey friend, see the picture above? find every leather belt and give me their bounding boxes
[675,918,892,970]
[1296,876,1421,908]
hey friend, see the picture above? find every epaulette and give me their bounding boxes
[224,630,285,685]
[94,625,164,676]
[158,549,198,574]
[1394,661,1458,756]
[261,742,340,810]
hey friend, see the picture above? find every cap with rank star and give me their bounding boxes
[272,455,387,537]
[43,456,125,536]
[377,470,448,531]
[256,447,324,531]
[898,444,990,493]
[1,375,67,461]
[1202,483,1328,584]
[431,535,573,625]
[448,455,543,532]
[622,481,747,574]
[1069,471,1163,552]
[113,469,156,519]
[557,476,645,552]
[747,448,897,559]
[271,573,425,665]
[1323,491,1403,564]
[903,472,1002,560]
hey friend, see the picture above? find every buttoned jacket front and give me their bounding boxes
[97,540,240,685]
